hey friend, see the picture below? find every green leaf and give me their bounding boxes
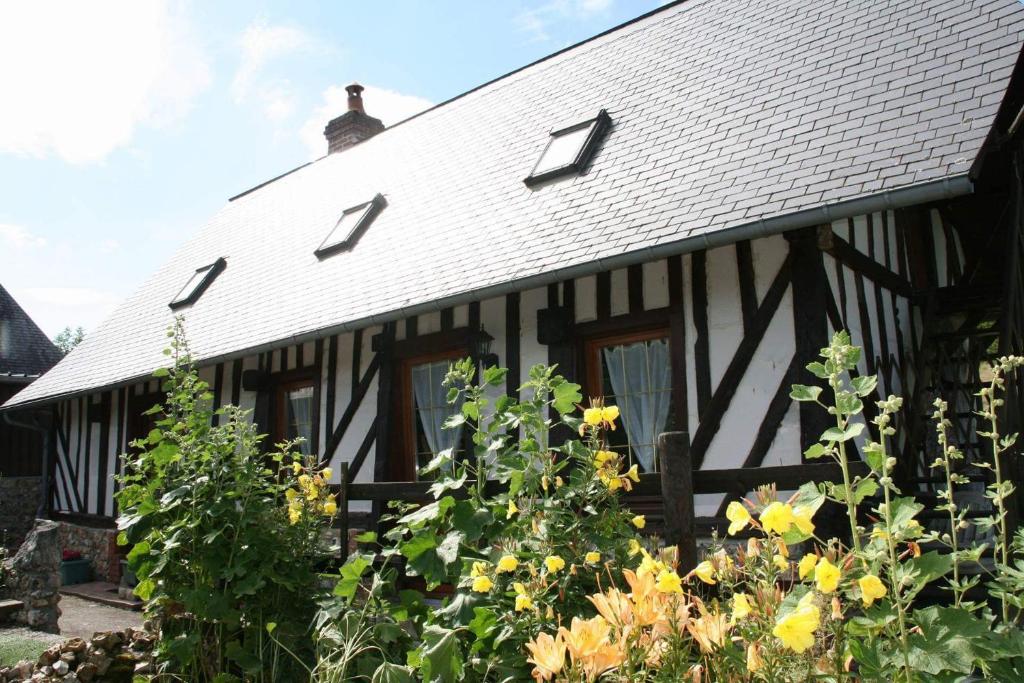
[461,401,480,421]
[334,553,373,602]
[789,384,823,402]
[551,381,582,415]
[834,478,878,504]
[863,441,885,472]
[482,366,508,386]
[806,361,829,379]
[910,551,954,587]
[821,421,864,442]
[354,530,378,543]
[907,606,990,675]
[851,375,878,397]
[397,496,456,528]
[451,501,491,543]
[437,530,464,567]
[372,662,416,683]
[134,578,155,601]
[420,625,463,682]
[429,470,467,499]
[803,442,830,460]
[420,449,453,477]
[225,640,262,675]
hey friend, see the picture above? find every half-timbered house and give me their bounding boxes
[3,0,1024,573]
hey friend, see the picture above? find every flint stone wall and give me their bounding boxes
[0,476,42,550]
[58,522,121,584]
[2,518,61,632]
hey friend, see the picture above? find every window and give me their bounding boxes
[273,377,317,456]
[524,109,611,187]
[169,258,226,309]
[315,194,387,258]
[393,349,466,481]
[585,329,675,473]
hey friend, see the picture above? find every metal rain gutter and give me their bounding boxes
[1,173,974,411]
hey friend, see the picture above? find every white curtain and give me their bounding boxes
[412,360,464,466]
[287,386,314,454]
[602,339,671,471]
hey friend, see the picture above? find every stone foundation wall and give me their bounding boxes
[0,476,42,550]
[2,519,61,632]
[57,522,121,584]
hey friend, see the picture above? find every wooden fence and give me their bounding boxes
[330,431,868,572]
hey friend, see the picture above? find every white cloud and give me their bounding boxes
[0,224,47,250]
[0,1,211,164]
[232,19,315,123]
[13,287,122,339]
[515,0,615,43]
[299,85,434,159]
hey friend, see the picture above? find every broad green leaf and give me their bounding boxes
[420,625,463,682]
[354,530,378,543]
[437,530,464,566]
[907,606,989,674]
[372,663,415,683]
[803,442,830,460]
[910,551,953,586]
[420,449,453,476]
[806,361,829,379]
[461,401,479,420]
[863,441,885,472]
[552,381,582,415]
[789,384,823,402]
[397,496,456,528]
[821,421,864,442]
[429,471,467,499]
[851,375,878,397]
[334,553,373,602]
[853,478,879,504]
[451,501,491,542]
[468,606,498,643]
[482,366,508,386]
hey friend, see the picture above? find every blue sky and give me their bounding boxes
[0,0,660,338]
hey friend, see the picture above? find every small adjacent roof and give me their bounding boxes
[0,284,61,381]
[5,0,1024,408]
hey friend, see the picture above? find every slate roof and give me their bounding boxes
[0,284,61,381]
[6,0,1024,408]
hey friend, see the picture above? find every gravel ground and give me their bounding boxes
[57,595,143,640]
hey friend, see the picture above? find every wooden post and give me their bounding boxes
[658,431,697,573]
[338,462,349,564]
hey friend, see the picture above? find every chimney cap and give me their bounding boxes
[346,83,366,113]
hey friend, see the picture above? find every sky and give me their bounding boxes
[0,0,662,339]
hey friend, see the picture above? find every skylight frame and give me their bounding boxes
[168,257,226,310]
[524,109,611,188]
[315,193,387,258]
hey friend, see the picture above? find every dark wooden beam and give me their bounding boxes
[405,315,418,340]
[440,307,454,331]
[691,250,711,418]
[658,432,697,572]
[628,264,644,314]
[596,271,611,320]
[351,329,362,399]
[817,224,913,299]
[846,221,878,374]
[372,322,397,486]
[505,292,521,398]
[689,253,793,467]
[230,358,243,407]
[96,392,111,516]
[325,335,338,447]
[735,240,758,332]
[211,362,224,427]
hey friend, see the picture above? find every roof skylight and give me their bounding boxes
[525,109,611,187]
[315,194,387,258]
[169,258,226,310]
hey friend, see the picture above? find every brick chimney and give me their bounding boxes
[324,84,385,154]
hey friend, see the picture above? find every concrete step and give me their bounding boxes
[0,598,24,622]
[59,582,142,611]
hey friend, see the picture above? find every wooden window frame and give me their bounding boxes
[269,368,320,455]
[391,346,469,481]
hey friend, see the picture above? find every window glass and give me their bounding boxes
[532,123,593,175]
[410,359,464,478]
[320,204,370,252]
[597,336,674,472]
[284,385,315,455]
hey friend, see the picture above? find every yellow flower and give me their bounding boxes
[814,557,841,594]
[593,450,616,466]
[793,505,815,535]
[525,632,566,682]
[291,461,302,474]
[583,407,604,426]
[628,539,642,557]
[298,474,312,489]
[773,592,820,653]
[858,574,887,607]
[321,467,333,481]
[637,552,665,578]
[601,405,619,426]
[323,497,338,516]
[798,554,818,580]
[497,555,519,573]
[693,560,716,585]
[544,555,566,574]
[472,575,494,593]
[626,464,640,483]
[732,593,753,621]
[470,561,489,578]
[605,476,622,492]
[726,501,751,535]
[555,476,564,488]
[288,507,301,525]
[631,515,646,529]
[760,502,795,535]
[773,554,789,571]
[655,570,683,594]
[508,499,519,518]
[585,551,601,564]
[515,593,534,612]
[687,609,731,653]
[285,488,298,501]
